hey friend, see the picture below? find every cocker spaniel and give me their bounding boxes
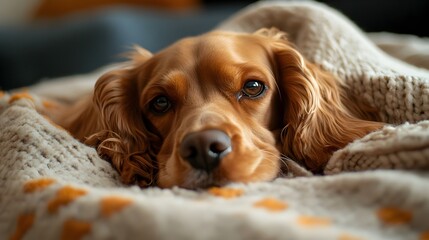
[53,28,383,188]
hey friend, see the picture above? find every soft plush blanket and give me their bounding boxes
[1,1,429,240]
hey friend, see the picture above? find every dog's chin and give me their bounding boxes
[180,170,227,189]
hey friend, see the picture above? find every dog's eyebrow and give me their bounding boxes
[159,70,188,87]
[141,71,189,105]
[228,63,273,86]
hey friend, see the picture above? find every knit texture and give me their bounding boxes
[1,1,429,240]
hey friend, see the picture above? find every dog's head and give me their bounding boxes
[74,29,382,188]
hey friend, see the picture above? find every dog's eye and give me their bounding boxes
[150,96,171,114]
[242,80,265,98]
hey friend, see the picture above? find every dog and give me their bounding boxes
[52,28,384,188]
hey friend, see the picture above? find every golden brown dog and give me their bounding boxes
[53,28,383,188]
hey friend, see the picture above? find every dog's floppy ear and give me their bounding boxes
[262,28,383,173]
[68,48,161,187]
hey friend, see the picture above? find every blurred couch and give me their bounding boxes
[0,2,249,90]
[0,0,427,90]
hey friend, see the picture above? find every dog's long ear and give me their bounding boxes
[65,48,161,187]
[261,29,383,173]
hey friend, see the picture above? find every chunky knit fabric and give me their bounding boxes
[1,2,429,240]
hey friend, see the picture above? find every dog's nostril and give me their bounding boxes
[180,129,232,172]
[183,146,198,159]
[209,142,228,154]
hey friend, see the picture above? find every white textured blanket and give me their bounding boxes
[1,1,429,240]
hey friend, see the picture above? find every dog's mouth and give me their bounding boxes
[157,125,282,188]
[180,170,227,189]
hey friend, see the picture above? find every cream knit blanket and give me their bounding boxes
[1,1,429,240]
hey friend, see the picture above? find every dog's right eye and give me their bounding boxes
[242,80,266,98]
[150,96,171,114]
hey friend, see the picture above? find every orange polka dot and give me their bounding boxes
[338,233,364,240]
[61,219,91,240]
[23,178,56,193]
[253,198,288,212]
[8,92,34,104]
[208,187,244,199]
[377,207,413,225]
[297,215,332,227]
[47,186,87,214]
[9,213,35,240]
[100,196,133,218]
[420,231,429,240]
[42,100,58,109]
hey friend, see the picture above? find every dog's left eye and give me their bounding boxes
[242,80,266,98]
[150,96,171,114]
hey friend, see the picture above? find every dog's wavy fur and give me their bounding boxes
[53,28,383,188]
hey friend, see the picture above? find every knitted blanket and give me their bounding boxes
[1,1,429,240]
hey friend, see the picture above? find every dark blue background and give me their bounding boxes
[1,0,427,90]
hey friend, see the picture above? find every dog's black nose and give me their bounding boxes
[180,129,232,172]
